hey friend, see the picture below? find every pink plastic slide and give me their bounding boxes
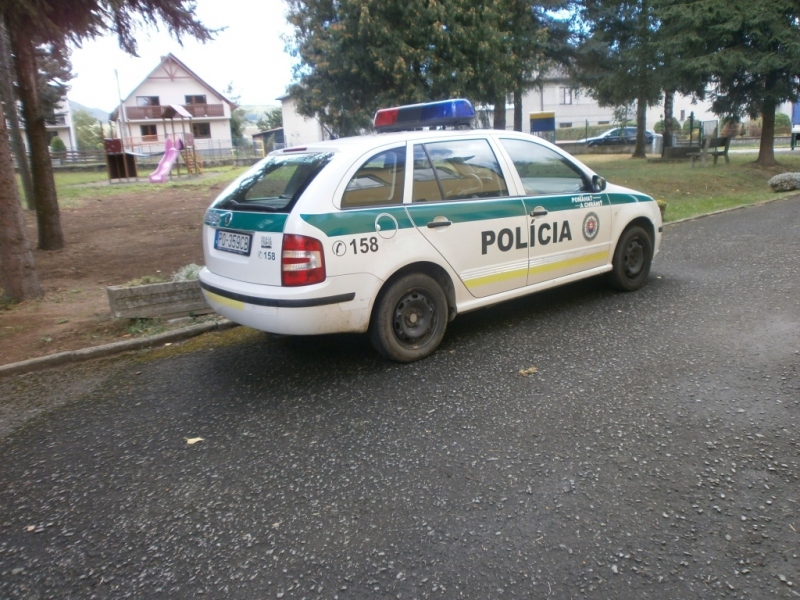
[149,138,179,183]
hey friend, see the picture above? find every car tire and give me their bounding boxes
[608,225,653,292]
[369,273,448,362]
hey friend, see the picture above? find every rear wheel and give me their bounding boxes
[369,273,448,362]
[608,225,653,291]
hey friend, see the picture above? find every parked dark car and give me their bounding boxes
[581,127,655,147]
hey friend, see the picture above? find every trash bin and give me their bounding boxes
[650,133,663,155]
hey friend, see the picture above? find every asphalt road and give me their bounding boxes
[1,197,799,599]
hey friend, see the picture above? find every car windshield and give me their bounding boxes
[212,152,332,213]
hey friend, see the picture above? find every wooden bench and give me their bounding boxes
[689,136,731,167]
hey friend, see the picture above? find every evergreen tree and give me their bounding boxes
[285,0,565,136]
[572,0,664,158]
[0,0,213,300]
[257,107,283,131]
[659,0,800,166]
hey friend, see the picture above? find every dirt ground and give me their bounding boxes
[1,184,223,365]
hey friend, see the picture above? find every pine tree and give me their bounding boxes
[659,0,800,166]
[0,0,213,300]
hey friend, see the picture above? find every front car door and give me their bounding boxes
[498,138,612,286]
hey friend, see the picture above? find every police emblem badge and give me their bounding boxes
[582,212,599,241]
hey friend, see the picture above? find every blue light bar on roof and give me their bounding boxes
[374,99,476,132]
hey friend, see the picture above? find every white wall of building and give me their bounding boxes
[280,96,327,146]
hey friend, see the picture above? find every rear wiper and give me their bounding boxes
[219,198,278,213]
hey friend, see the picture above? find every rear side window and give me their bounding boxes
[412,139,508,202]
[213,152,332,212]
[500,138,587,195]
[341,147,405,208]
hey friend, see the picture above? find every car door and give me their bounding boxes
[498,138,612,286]
[404,138,529,298]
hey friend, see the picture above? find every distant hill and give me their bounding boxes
[69,101,110,122]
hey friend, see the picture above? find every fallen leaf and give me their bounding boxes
[519,366,538,377]
[186,437,204,445]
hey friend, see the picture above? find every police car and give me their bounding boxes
[200,99,662,362]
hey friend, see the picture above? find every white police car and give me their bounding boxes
[200,100,662,362]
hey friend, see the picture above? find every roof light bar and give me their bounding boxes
[374,99,476,132]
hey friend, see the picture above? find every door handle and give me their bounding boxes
[427,219,452,229]
[529,207,548,217]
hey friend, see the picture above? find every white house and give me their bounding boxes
[278,94,331,147]
[44,98,77,149]
[111,53,234,156]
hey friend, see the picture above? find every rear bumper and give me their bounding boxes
[198,268,379,335]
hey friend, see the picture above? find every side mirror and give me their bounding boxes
[592,175,607,193]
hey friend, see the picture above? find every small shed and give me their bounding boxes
[253,127,284,156]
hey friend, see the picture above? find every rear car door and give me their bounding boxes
[498,138,611,286]
[404,138,528,298]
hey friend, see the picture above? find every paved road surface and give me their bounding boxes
[1,197,798,599]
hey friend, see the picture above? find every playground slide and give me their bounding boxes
[149,138,179,183]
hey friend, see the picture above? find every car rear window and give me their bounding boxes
[212,152,332,213]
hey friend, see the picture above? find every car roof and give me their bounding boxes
[273,128,544,156]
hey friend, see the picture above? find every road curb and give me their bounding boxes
[0,319,239,378]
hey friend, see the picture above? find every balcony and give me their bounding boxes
[45,114,67,126]
[124,103,225,120]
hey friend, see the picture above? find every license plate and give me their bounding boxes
[214,230,252,256]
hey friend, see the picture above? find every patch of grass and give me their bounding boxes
[581,153,800,222]
[127,318,166,337]
[0,295,15,310]
[51,165,250,208]
[137,325,266,362]
[171,263,202,281]
[121,274,167,287]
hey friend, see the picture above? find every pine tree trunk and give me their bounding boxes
[756,100,777,167]
[662,90,674,156]
[0,114,42,301]
[0,22,34,210]
[493,93,506,130]
[9,24,64,250]
[632,96,647,158]
[513,87,522,132]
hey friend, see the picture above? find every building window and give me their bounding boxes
[598,121,610,125]
[192,122,211,139]
[140,124,158,142]
[185,95,207,105]
[559,122,573,128]
[559,87,573,105]
[136,96,160,107]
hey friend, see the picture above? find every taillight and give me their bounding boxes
[281,234,326,286]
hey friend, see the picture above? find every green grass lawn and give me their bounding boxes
[580,152,800,222]
[20,151,800,221]
[17,166,252,209]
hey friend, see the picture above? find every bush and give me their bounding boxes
[654,118,681,133]
[554,124,617,141]
[171,263,203,281]
[49,136,66,152]
[774,112,791,134]
[682,119,701,134]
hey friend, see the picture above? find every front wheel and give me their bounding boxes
[369,273,448,362]
[608,225,653,292]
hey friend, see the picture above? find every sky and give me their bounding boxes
[67,0,296,112]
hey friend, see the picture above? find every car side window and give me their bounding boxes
[500,138,587,196]
[412,139,508,202]
[341,147,406,208]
